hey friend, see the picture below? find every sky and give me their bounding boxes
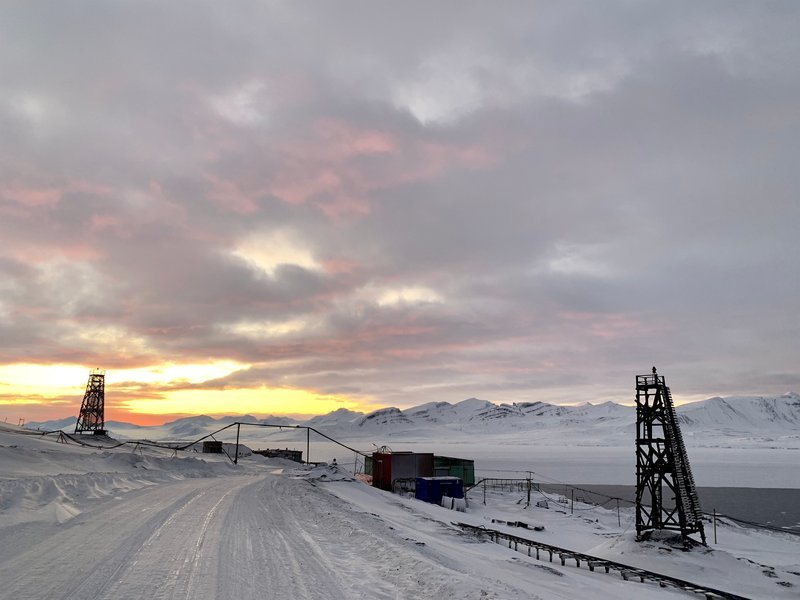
[1,1,798,425]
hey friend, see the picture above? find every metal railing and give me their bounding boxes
[454,522,751,600]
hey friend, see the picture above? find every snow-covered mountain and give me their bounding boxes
[25,416,77,431]
[353,397,628,433]
[677,392,800,432]
[345,393,799,439]
[347,397,634,437]
[162,415,218,437]
[305,408,362,429]
[357,407,415,429]
[25,393,800,448]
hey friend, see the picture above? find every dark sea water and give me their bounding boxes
[542,484,800,530]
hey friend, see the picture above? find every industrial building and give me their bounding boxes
[369,451,433,491]
[367,450,474,494]
[433,455,475,486]
[202,440,223,453]
[252,448,303,463]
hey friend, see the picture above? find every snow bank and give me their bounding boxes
[325,475,800,599]
[297,464,354,482]
[0,425,236,526]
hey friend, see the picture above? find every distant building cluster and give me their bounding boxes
[252,448,304,463]
[366,451,474,506]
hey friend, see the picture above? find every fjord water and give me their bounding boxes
[540,484,800,530]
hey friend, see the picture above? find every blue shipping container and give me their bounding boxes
[415,476,464,505]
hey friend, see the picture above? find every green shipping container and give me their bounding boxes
[433,456,475,486]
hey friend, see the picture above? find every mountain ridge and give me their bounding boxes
[26,392,800,442]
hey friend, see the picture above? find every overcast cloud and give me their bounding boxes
[1,1,798,417]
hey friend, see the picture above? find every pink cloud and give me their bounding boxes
[322,258,359,274]
[195,114,500,221]
[2,179,113,212]
[5,237,101,265]
[203,173,263,215]
[58,243,103,261]
[315,194,371,220]
[313,118,396,156]
[271,169,342,205]
[2,186,62,207]
[90,213,122,231]
[558,311,653,339]
[262,119,496,220]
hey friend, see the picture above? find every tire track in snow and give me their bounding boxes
[217,473,505,600]
[0,476,252,600]
[98,478,248,600]
[217,475,351,600]
[3,469,524,599]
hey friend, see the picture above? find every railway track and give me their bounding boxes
[452,522,751,600]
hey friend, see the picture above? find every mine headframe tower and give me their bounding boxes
[75,368,107,435]
[635,369,706,545]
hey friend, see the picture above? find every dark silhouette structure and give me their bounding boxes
[635,371,706,544]
[74,369,106,435]
[252,448,303,462]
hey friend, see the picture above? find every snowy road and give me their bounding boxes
[217,474,501,599]
[3,425,798,600]
[0,471,507,600]
[3,455,793,600]
[0,475,247,600]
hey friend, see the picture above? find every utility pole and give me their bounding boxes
[526,472,532,507]
[234,423,241,465]
[713,508,717,544]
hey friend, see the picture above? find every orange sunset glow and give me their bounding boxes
[0,362,377,425]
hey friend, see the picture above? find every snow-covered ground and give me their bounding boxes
[2,421,799,599]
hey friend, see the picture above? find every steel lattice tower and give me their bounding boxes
[635,370,706,544]
[75,369,106,435]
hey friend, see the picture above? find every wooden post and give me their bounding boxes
[571,488,574,514]
[483,479,486,504]
[306,427,310,465]
[617,498,621,527]
[713,508,717,544]
[527,473,531,507]
[234,423,240,465]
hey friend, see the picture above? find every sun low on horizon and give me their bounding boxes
[1,360,725,427]
[0,362,381,426]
